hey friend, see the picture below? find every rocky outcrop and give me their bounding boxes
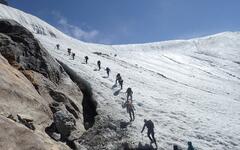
[0,0,8,6]
[0,53,51,130]
[0,115,70,150]
[0,19,88,149]
[75,116,130,150]
[0,19,61,83]
[57,61,97,130]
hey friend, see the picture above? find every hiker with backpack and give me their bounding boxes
[141,119,157,147]
[187,141,195,150]
[115,73,121,84]
[173,145,180,150]
[126,101,135,121]
[122,100,135,122]
[85,56,89,64]
[126,87,133,101]
[105,67,111,77]
[67,48,71,55]
[56,44,60,50]
[97,60,101,70]
[72,53,75,60]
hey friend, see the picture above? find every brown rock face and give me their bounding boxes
[0,19,87,149]
[0,54,50,128]
[0,116,70,150]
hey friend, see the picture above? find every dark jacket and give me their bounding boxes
[106,67,110,72]
[126,88,133,95]
[141,120,154,132]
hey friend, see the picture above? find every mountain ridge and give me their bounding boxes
[0,4,239,46]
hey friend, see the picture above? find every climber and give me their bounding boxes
[126,88,133,101]
[119,78,123,89]
[126,100,135,121]
[56,44,60,50]
[72,53,75,60]
[105,67,111,77]
[115,73,121,84]
[173,145,179,150]
[67,48,71,55]
[97,60,101,70]
[141,119,157,147]
[85,56,89,64]
[187,141,194,150]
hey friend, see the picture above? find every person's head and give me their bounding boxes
[144,119,147,123]
[188,141,192,146]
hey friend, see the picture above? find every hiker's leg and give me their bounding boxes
[129,112,132,121]
[147,131,153,142]
[131,110,135,120]
[151,131,156,143]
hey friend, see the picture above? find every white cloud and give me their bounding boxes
[52,11,99,42]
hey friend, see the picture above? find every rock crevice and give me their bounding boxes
[57,60,98,130]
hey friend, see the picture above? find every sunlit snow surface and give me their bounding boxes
[1,4,240,150]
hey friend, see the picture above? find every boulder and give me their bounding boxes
[54,109,76,139]
[50,132,61,141]
[0,115,70,150]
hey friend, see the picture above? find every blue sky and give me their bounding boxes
[9,0,240,44]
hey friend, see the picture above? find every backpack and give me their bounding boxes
[127,88,132,94]
[148,120,154,129]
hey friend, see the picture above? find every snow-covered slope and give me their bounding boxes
[1,4,240,150]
